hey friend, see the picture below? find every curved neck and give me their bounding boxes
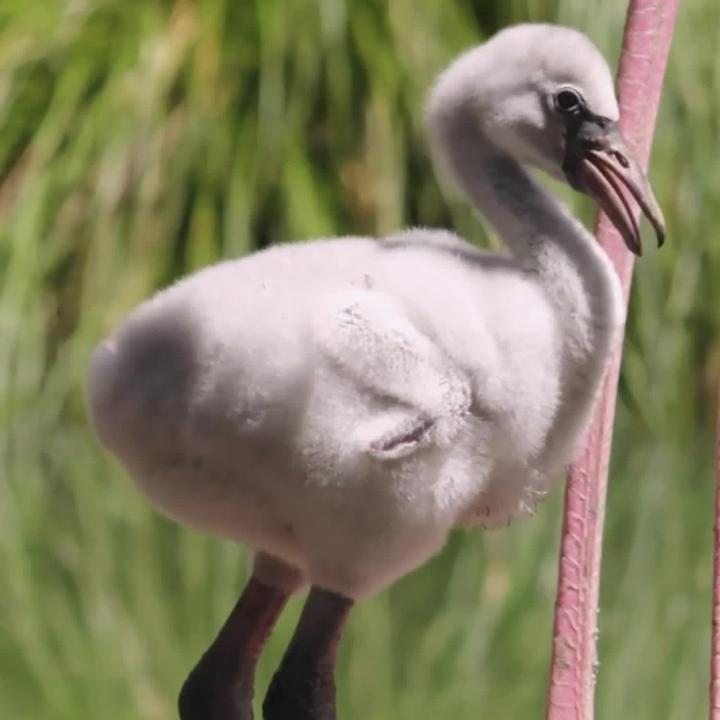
[432,106,623,338]
[435,108,586,261]
[432,106,624,472]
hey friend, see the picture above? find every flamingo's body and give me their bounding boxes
[90,227,616,597]
[87,23,663,720]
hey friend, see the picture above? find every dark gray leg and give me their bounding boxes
[179,577,288,720]
[263,586,353,720]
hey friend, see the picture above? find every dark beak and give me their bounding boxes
[563,120,665,256]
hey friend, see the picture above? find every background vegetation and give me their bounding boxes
[1,0,718,717]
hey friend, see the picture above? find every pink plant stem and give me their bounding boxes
[546,2,679,719]
[711,393,720,719]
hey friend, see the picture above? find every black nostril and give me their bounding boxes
[611,150,629,168]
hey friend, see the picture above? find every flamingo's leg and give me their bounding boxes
[263,586,353,720]
[179,555,302,720]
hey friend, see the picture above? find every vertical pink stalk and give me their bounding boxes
[546,2,679,719]
[711,395,720,719]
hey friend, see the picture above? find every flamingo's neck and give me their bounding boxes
[429,103,624,470]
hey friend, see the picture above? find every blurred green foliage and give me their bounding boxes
[0,0,718,718]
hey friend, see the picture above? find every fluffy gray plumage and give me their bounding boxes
[88,24,627,599]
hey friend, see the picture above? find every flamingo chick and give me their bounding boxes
[87,23,664,720]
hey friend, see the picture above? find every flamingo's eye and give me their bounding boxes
[554,89,583,113]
